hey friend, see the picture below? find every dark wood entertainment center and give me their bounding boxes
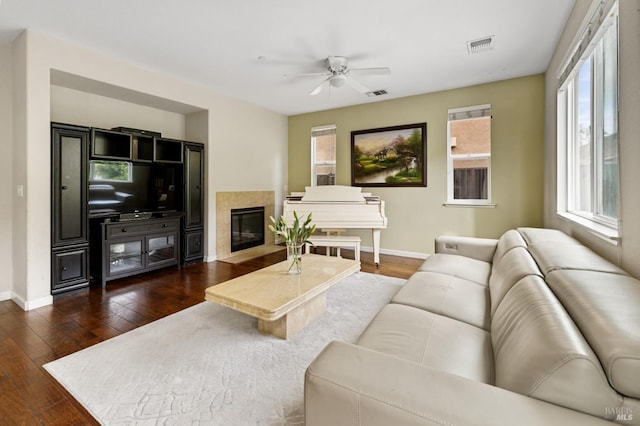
[50,122,205,294]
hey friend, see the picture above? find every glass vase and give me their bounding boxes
[286,242,303,274]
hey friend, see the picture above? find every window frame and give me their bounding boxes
[310,125,337,186]
[446,104,493,206]
[556,0,619,241]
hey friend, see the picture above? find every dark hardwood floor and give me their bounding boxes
[0,250,423,425]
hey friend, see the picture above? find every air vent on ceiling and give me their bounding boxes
[366,89,388,97]
[467,36,495,54]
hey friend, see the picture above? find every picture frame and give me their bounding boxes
[351,122,427,187]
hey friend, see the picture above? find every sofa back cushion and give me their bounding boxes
[527,241,629,276]
[547,270,640,399]
[492,229,527,264]
[517,227,581,245]
[517,227,629,276]
[488,247,542,316]
[491,276,622,417]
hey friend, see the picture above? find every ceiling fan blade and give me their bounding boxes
[309,76,332,96]
[345,76,371,94]
[284,71,330,78]
[349,67,391,76]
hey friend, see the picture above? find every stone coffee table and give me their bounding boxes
[204,254,360,339]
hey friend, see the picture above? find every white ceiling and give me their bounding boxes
[0,0,576,116]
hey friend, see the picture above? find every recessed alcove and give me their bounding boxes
[49,68,211,278]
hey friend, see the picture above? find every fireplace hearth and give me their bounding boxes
[231,207,265,252]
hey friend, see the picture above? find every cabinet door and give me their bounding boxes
[184,229,204,262]
[107,238,145,277]
[52,247,89,293]
[146,231,179,269]
[52,124,89,247]
[184,143,204,228]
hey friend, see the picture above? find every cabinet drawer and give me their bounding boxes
[106,219,179,238]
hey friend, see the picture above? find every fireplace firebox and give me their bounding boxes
[230,207,265,252]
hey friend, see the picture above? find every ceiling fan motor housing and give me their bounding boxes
[326,56,349,73]
[305,55,390,96]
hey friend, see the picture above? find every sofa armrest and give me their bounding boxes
[434,235,498,263]
[305,341,615,426]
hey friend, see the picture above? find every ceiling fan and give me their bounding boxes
[296,56,391,96]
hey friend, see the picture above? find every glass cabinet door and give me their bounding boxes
[108,239,144,276]
[147,234,177,268]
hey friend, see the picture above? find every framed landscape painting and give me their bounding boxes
[351,122,427,187]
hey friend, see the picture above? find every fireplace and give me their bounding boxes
[230,207,265,252]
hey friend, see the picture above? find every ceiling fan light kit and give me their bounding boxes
[329,75,347,87]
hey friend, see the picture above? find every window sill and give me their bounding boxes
[556,211,620,246]
[443,203,496,208]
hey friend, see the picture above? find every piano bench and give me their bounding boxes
[306,235,361,262]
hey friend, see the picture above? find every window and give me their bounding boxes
[311,125,336,186]
[446,104,492,205]
[89,160,133,182]
[557,0,618,235]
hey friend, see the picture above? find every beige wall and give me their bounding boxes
[10,30,288,308]
[0,41,13,297]
[12,33,28,304]
[544,0,640,278]
[288,75,545,256]
[50,85,187,139]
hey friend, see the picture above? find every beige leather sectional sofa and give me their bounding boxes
[305,228,640,425]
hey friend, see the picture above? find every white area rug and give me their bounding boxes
[44,272,404,425]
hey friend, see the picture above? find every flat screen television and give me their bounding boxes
[88,161,182,216]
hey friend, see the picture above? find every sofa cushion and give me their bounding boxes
[357,304,494,384]
[488,246,543,316]
[527,241,628,276]
[517,227,582,245]
[516,227,628,276]
[492,276,622,417]
[418,253,491,286]
[547,269,640,399]
[306,341,622,426]
[391,271,489,330]
[492,229,527,264]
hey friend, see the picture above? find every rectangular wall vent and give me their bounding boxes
[467,36,495,54]
[366,89,388,97]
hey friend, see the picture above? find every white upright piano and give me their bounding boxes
[283,186,388,265]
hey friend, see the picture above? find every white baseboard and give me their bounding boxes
[11,293,53,311]
[0,291,11,301]
[26,295,54,310]
[360,245,429,260]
